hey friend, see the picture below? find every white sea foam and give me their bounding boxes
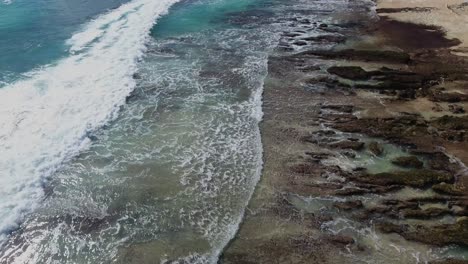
[0,0,179,239]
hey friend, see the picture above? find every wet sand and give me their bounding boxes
[221,0,468,263]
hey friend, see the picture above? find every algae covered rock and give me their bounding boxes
[400,207,452,219]
[430,258,468,264]
[432,182,466,196]
[403,217,468,247]
[378,217,468,247]
[328,140,364,151]
[431,115,468,130]
[391,156,424,168]
[300,49,411,64]
[358,169,453,187]
[327,66,370,80]
[367,141,383,156]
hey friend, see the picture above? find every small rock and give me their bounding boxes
[368,141,383,156]
[293,41,308,46]
[449,104,465,114]
[397,89,416,99]
[342,151,356,158]
[283,32,302,38]
[132,73,142,79]
[432,103,444,112]
[327,234,355,245]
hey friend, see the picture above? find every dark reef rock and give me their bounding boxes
[327,66,370,80]
[429,91,468,102]
[301,35,346,43]
[367,141,384,156]
[431,115,468,130]
[400,207,452,219]
[298,49,411,64]
[379,217,468,247]
[356,170,453,188]
[432,183,466,196]
[333,200,363,211]
[430,259,468,264]
[391,156,424,168]
[335,187,368,196]
[376,7,436,13]
[449,104,466,114]
[327,235,355,245]
[328,140,364,151]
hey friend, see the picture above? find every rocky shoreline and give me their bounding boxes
[221,0,468,263]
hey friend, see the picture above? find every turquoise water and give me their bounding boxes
[0,0,129,84]
[152,0,256,38]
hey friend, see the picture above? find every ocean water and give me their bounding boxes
[0,0,279,262]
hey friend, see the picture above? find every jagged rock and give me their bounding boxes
[328,140,364,150]
[357,169,453,188]
[449,104,465,114]
[327,66,370,80]
[381,217,468,247]
[368,141,384,156]
[432,115,468,130]
[377,222,408,234]
[293,41,308,46]
[430,92,468,102]
[400,207,452,219]
[382,199,419,210]
[432,183,466,196]
[327,235,355,245]
[335,188,368,196]
[430,259,468,264]
[283,32,302,38]
[391,156,424,168]
[433,103,444,112]
[397,89,416,99]
[290,163,319,175]
[299,49,411,64]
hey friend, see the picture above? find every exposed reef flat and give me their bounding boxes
[221,0,468,263]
